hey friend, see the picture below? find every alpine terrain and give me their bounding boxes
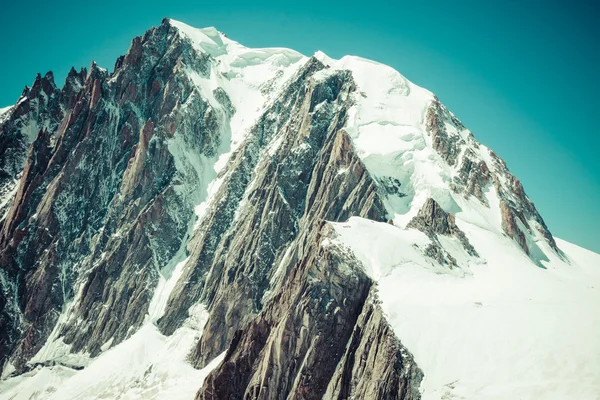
[0,19,598,400]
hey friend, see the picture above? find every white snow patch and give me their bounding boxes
[0,179,19,220]
[27,302,90,370]
[332,217,431,280]
[193,174,225,230]
[0,105,13,117]
[148,255,190,322]
[170,18,306,163]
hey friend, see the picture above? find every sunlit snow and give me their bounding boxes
[332,218,600,400]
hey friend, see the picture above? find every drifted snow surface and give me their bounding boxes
[331,217,600,400]
[1,19,599,400]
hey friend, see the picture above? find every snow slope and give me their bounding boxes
[317,45,599,400]
[0,306,223,400]
[332,217,600,400]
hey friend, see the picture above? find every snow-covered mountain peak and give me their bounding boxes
[168,19,228,57]
[168,19,304,65]
[0,18,596,400]
[160,18,560,266]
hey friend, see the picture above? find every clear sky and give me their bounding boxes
[1,0,598,252]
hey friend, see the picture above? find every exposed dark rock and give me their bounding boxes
[422,242,458,268]
[212,87,235,117]
[324,288,423,400]
[489,150,558,254]
[157,56,338,339]
[57,20,224,357]
[192,93,405,396]
[423,93,557,256]
[453,148,491,205]
[499,199,529,254]
[167,58,390,369]
[424,97,462,166]
[378,176,406,197]
[422,98,557,257]
[407,198,478,265]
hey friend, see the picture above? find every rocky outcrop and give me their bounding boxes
[408,198,477,254]
[324,288,423,400]
[489,151,558,254]
[55,22,225,358]
[424,97,463,167]
[0,68,82,369]
[407,198,477,267]
[195,223,371,399]
[499,199,528,253]
[452,148,491,205]
[0,71,67,220]
[191,89,407,397]
[407,198,457,236]
[160,57,389,369]
[424,94,557,257]
[157,57,347,342]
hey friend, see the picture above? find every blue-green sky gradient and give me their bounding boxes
[1,0,598,251]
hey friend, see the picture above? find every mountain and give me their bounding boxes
[0,18,598,400]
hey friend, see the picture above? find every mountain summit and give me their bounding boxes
[0,19,599,400]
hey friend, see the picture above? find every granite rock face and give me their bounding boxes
[0,71,66,219]
[159,57,390,370]
[425,96,463,167]
[454,148,491,206]
[0,68,80,367]
[324,286,423,400]
[0,18,561,399]
[489,151,558,255]
[0,18,227,371]
[407,198,478,265]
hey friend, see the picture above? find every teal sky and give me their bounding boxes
[1,0,598,252]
